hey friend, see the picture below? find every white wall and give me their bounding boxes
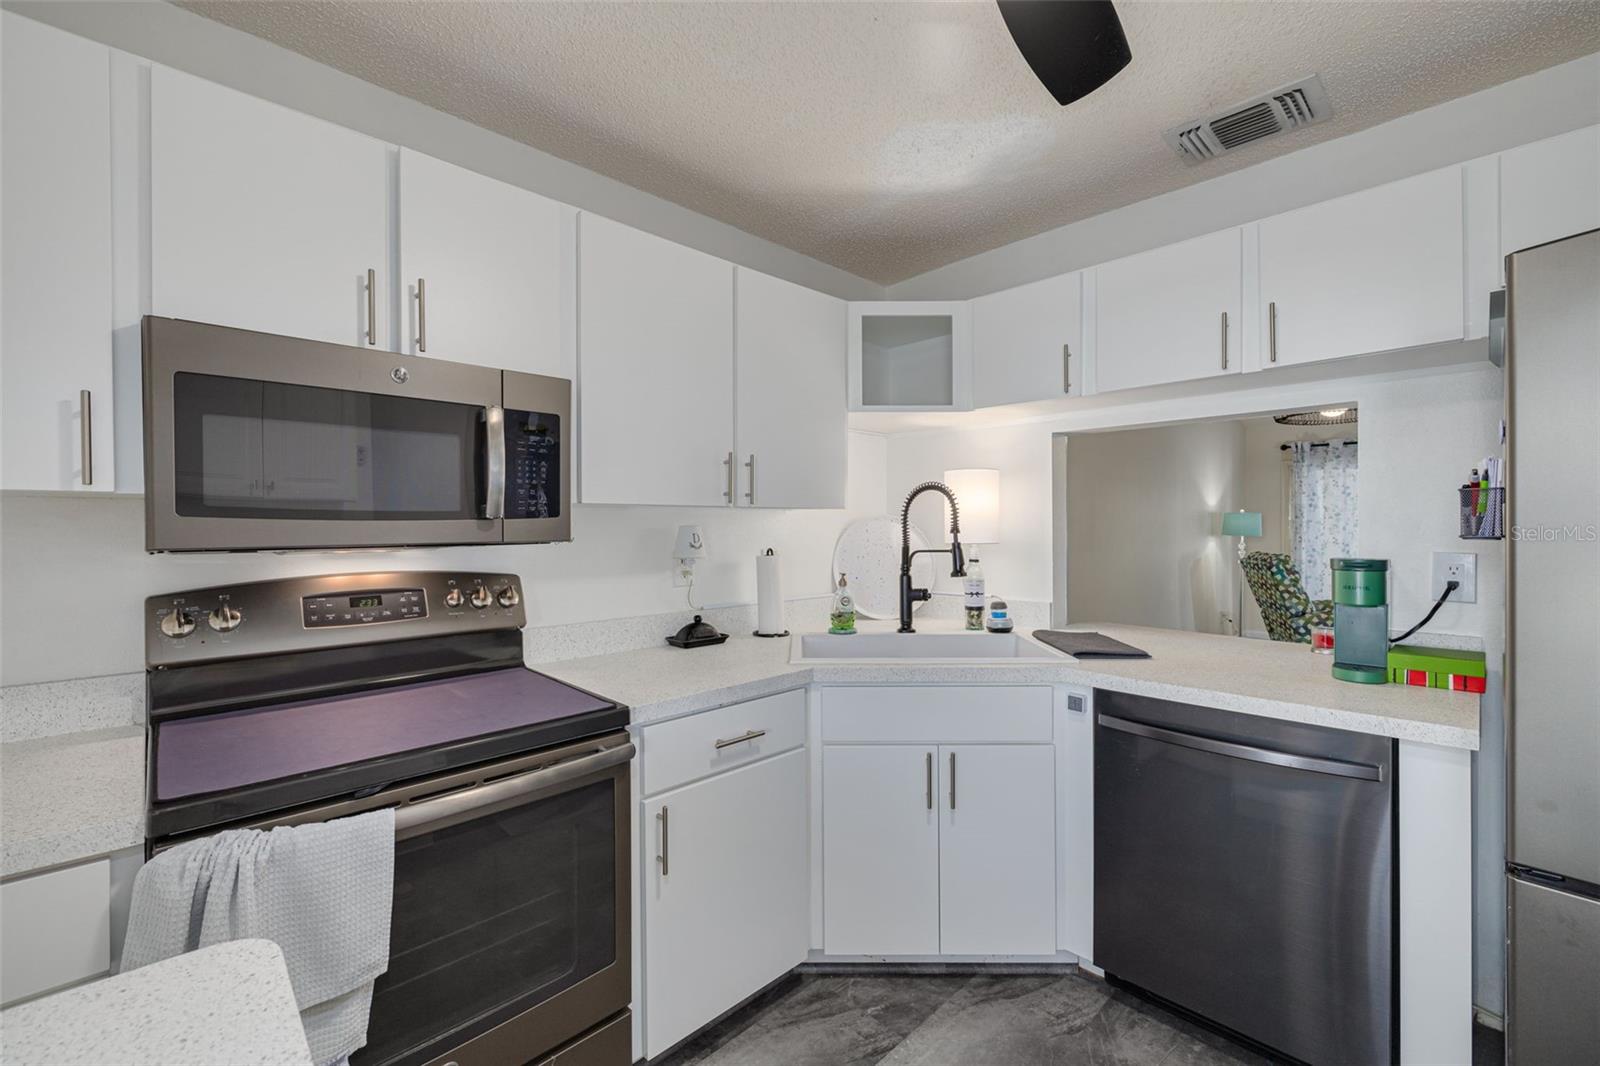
[886,364,1506,1015]
[0,432,887,686]
[886,52,1600,301]
[1063,421,1244,634]
[4,2,882,303]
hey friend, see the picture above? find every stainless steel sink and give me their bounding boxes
[792,631,1064,664]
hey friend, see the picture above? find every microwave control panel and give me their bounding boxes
[504,408,561,520]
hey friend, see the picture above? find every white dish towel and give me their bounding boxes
[122,809,395,1066]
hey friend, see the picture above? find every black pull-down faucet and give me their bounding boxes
[899,481,965,633]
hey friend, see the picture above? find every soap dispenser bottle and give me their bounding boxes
[963,556,986,630]
[829,572,857,634]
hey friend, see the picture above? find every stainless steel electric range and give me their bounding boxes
[145,571,632,1066]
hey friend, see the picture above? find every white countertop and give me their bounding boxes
[1,725,146,878]
[538,621,1480,750]
[0,939,312,1066]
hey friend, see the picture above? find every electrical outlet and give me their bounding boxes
[673,564,694,588]
[1431,551,1476,604]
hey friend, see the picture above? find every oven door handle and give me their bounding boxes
[484,405,506,521]
[394,740,634,835]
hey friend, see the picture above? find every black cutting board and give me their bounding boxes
[1032,630,1151,659]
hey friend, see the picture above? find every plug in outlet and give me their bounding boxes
[673,564,695,588]
[1431,551,1476,604]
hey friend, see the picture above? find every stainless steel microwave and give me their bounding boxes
[142,317,571,552]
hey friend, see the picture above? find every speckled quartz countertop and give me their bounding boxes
[0,939,311,1066]
[1,726,146,877]
[536,621,1480,750]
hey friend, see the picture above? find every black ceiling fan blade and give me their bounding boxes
[998,0,1132,107]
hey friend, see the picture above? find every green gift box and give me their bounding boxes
[1387,645,1487,693]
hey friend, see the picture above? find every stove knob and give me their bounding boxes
[208,604,243,632]
[444,587,465,609]
[469,584,492,609]
[160,608,197,638]
[497,585,520,608]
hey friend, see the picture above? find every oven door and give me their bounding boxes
[143,316,505,551]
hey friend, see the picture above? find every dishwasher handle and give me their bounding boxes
[1098,713,1383,781]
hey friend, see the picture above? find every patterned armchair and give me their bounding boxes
[1240,551,1334,644]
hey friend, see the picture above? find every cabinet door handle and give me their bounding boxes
[415,278,427,352]
[657,805,669,876]
[744,454,756,504]
[1220,311,1229,370]
[714,728,766,751]
[366,268,377,346]
[949,751,957,810]
[925,751,933,810]
[1062,343,1071,394]
[723,451,734,502]
[1268,301,1277,363]
[79,389,92,486]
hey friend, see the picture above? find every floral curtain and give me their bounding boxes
[1289,441,1358,600]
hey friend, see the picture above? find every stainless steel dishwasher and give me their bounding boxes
[1094,689,1396,1065]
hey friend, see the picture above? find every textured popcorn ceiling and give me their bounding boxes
[178,1,1600,284]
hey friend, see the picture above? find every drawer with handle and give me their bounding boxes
[641,688,806,796]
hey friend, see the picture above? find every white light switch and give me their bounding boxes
[1431,551,1476,604]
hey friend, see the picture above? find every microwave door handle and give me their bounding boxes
[484,405,506,520]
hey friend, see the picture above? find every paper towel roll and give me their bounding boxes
[755,548,786,636]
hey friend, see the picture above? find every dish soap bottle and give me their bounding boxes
[829,572,857,634]
[963,556,986,631]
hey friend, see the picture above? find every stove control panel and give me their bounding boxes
[146,571,526,668]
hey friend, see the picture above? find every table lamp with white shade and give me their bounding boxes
[942,469,1000,545]
[1221,510,1262,636]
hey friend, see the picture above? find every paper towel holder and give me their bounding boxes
[753,547,790,638]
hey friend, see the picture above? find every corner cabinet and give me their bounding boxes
[1,12,116,492]
[397,149,573,377]
[971,272,1084,406]
[578,214,735,506]
[637,690,809,1059]
[848,301,972,411]
[1094,229,1242,393]
[150,66,391,349]
[1257,167,1465,368]
[819,687,1058,957]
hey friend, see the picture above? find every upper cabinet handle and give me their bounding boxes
[949,751,957,810]
[366,268,377,346]
[79,389,92,486]
[723,451,735,502]
[1268,301,1278,363]
[1220,311,1229,370]
[415,278,427,352]
[744,454,756,505]
[1062,343,1071,394]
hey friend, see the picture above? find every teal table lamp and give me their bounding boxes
[1221,510,1263,560]
[1221,510,1262,636]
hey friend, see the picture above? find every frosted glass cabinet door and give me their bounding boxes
[1094,230,1242,393]
[1258,167,1464,368]
[972,271,1083,406]
[734,267,847,508]
[151,67,390,349]
[1,13,116,492]
[398,149,570,376]
[578,214,734,506]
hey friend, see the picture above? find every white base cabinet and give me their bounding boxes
[820,687,1058,958]
[638,693,809,1059]
[0,860,111,1006]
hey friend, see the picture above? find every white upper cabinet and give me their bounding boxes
[398,149,571,376]
[1,13,116,492]
[1094,229,1242,393]
[578,214,734,506]
[1258,167,1464,368]
[1501,126,1600,262]
[971,272,1083,407]
[151,67,390,349]
[849,301,972,411]
[734,268,847,508]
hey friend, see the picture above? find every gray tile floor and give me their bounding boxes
[654,971,1507,1066]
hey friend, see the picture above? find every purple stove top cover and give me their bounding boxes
[155,668,614,802]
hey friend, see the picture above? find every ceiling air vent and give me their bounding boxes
[1165,75,1332,165]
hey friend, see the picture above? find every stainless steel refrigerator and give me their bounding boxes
[1505,227,1600,1062]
